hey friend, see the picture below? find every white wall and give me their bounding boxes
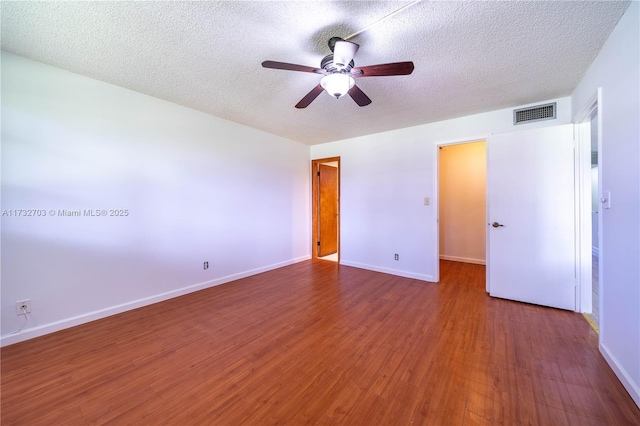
[311,97,571,281]
[1,52,311,345]
[571,2,640,407]
[439,141,486,264]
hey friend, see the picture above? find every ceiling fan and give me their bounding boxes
[262,37,414,109]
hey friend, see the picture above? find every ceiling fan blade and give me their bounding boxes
[352,61,415,77]
[348,85,372,107]
[295,84,324,109]
[262,61,324,74]
[333,40,359,69]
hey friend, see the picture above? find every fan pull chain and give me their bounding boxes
[344,0,422,41]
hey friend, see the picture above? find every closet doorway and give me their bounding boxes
[438,141,487,266]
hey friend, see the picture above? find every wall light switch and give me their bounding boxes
[424,197,430,206]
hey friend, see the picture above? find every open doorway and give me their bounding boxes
[437,140,487,268]
[575,90,602,331]
[312,157,340,262]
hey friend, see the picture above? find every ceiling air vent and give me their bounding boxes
[513,102,556,125]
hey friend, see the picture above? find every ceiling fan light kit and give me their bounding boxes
[262,37,414,108]
[320,73,355,99]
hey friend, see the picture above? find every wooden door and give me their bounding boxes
[487,125,575,310]
[318,164,338,256]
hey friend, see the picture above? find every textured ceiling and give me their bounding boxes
[1,1,630,145]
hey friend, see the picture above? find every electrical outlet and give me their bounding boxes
[203,261,209,270]
[16,299,31,315]
[394,254,399,261]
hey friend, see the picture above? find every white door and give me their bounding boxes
[487,125,575,310]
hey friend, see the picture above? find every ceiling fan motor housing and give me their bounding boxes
[321,55,354,73]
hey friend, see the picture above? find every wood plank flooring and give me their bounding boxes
[2,260,639,425]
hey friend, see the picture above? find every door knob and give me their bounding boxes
[491,222,504,228]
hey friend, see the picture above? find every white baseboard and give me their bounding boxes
[339,260,434,282]
[439,255,486,265]
[0,255,311,347]
[600,342,640,408]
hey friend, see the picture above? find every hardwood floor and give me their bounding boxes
[2,260,638,425]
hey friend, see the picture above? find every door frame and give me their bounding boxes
[433,135,488,283]
[311,157,340,261]
[574,89,603,321]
